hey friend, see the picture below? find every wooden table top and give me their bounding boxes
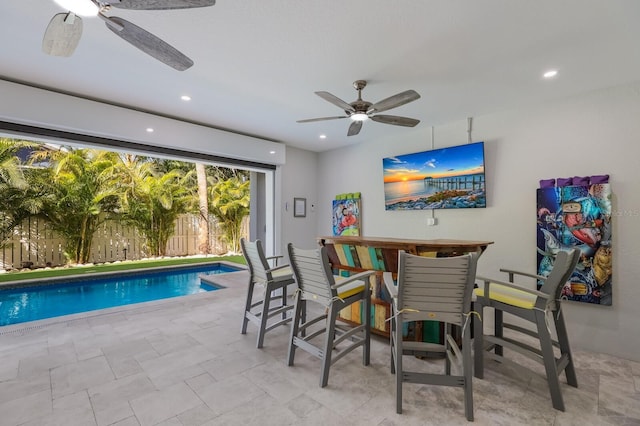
[318,235,493,249]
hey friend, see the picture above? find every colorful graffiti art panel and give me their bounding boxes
[332,198,361,236]
[536,184,612,305]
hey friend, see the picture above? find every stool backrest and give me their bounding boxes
[538,248,581,308]
[396,251,479,326]
[241,238,274,284]
[287,244,336,305]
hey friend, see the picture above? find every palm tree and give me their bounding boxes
[107,155,194,257]
[0,138,42,248]
[0,138,30,190]
[209,176,250,253]
[195,162,210,254]
[135,170,194,256]
[29,147,120,264]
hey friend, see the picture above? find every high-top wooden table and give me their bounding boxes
[318,236,493,339]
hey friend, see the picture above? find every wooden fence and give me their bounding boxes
[0,214,248,270]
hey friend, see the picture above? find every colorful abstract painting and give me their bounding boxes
[332,198,361,236]
[536,184,612,305]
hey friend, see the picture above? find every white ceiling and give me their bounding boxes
[2,0,640,153]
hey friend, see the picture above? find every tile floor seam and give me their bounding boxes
[183,373,217,423]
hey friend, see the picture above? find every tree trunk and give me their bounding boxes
[195,163,210,254]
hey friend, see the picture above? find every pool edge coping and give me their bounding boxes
[0,260,248,290]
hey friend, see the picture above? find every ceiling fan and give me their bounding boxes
[297,80,421,136]
[42,0,216,71]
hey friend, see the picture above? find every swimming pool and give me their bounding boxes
[0,262,244,326]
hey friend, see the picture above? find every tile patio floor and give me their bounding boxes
[0,270,639,425]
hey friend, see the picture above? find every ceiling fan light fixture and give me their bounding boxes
[350,112,369,122]
[54,0,99,16]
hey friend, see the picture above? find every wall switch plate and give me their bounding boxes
[426,217,437,226]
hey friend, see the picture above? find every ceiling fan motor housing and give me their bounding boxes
[349,100,372,115]
[350,80,372,114]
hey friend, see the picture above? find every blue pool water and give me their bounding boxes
[0,263,241,326]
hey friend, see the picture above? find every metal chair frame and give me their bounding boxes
[287,244,375,387]
[473,248,581,411]
[240,238,295,348]
[384,251,479,421]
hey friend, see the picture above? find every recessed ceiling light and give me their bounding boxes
[181,95,191,101]
[146,128,154,133]
[269,150,276,155]
[543,69,558,79]
[319,134,327,139]
[54,0,99,16]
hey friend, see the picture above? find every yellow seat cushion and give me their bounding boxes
[334,276,366,299]
[474,283,537,309]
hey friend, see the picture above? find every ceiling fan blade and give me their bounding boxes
[347,120,363,136]
[104,16,193,71]
[315,91,356,113]
[297,116,348,123]
[371,115,420,127]
[368,90,420,113]
[111,0,216,10]
[42,13,83,57]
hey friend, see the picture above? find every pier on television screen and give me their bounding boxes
[382,141,486,210]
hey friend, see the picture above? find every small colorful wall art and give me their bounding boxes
[536,175,612,305]
[333,193,361,236]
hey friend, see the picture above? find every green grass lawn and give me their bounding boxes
[0,255,247,284]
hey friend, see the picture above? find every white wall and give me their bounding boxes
[279,146,319,255]
[315,81,640,361]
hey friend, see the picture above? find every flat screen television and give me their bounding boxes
[382,141,486,210]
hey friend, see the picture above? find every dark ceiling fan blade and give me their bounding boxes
[42,13,83,57]
[104,16,193,71]
[368,90,420,113]
[371,115,420,127]
[315,91,356,113]
[347,120,363,136]
[111,0,216,10]
[297,116,348,123]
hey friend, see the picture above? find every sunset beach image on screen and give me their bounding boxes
[383,141,486,210]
